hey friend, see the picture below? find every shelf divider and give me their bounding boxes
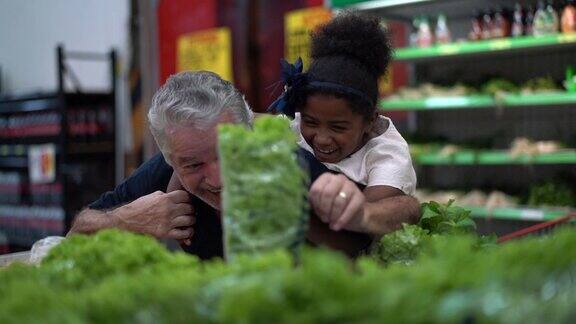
[394,34,576,62]
[380,92,576,111]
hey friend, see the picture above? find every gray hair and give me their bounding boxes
[148,71,253,159]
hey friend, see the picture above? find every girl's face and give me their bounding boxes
[299,94,374,163]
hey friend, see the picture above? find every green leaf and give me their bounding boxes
[419,200,477,235]
[372,224,430,265]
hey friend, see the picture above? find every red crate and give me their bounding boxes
[497,212,576,243]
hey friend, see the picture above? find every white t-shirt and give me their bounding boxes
[291,113,417,195]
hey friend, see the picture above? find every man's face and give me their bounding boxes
[166,113,236,210]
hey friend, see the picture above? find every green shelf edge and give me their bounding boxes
[379,95,494,110]
[330,0,371,8]
[414,150,576,166]
[502,92,576,106]
[379,92,576,111]
[394,34,576,61]
[330,0,435,9]
[467,206,571,221]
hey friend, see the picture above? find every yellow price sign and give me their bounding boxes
[177,27,233,81]
[285,7,332,68]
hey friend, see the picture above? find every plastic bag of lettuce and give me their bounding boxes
[218,116,308,260]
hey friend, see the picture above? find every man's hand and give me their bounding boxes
[111,190,195,241]
[309,173,366,232]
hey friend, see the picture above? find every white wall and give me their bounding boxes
[0,0,129,94]
[0,0,131,182]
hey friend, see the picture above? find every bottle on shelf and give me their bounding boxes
[409,17,420,46]
[493,6,511,38]
[482,9,495,39]
[469,10,484,41]
[526,4,536,35]
[512,3,525,37]
[534,0,550,35]
[417,16,434,47]
[546,0,560,33]
[561,0,576,33]
[435,13,451,44]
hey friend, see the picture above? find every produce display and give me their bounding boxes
[218,116,308,260]
[371,200,495,266]
[415,190,519,210]
[566,66,576,92]
[481,78,519,97]
[527,182,576,208]
[416,181,576,211]
[387,77,562,101]
[1,218,575,323]
[387,83,471,100]
[409,137,567,161]
[508,137,564,158]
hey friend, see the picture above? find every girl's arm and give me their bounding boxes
[308,173,420,236]
[361,185,420,235]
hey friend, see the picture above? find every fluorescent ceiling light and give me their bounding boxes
[349,0,433,11]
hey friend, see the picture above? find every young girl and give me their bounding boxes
[269,12,417,235]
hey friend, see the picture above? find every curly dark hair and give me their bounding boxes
[295,11,393,120]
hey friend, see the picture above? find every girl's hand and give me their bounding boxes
[309,173,366,232]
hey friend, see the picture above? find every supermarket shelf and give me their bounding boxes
[416,150,475,165]
[379,92,576,111]
[331,0,492,21]
[468,206,572,222]
[65,92,115,106]
[380,95,494,111]
[0,93,113,114]
[502,92,576,106]
[0,136,60,145]
[414,150,576,166]
[331,0,434,10]
[0,157,28,168]
[477,150,576,165]
[0,95,61,114]
[394,34,576,62]
[67,141,114,155]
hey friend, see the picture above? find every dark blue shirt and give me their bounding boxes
[88,149,333,260]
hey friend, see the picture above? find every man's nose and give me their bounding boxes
[203,160,221,188]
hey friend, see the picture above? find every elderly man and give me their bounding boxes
[70,71,420,259]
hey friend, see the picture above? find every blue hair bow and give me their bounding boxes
[267,57,307,118]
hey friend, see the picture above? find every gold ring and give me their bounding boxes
[338,191,347,199]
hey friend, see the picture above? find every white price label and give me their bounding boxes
[28,144,56,184]
[519,209,544,221]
